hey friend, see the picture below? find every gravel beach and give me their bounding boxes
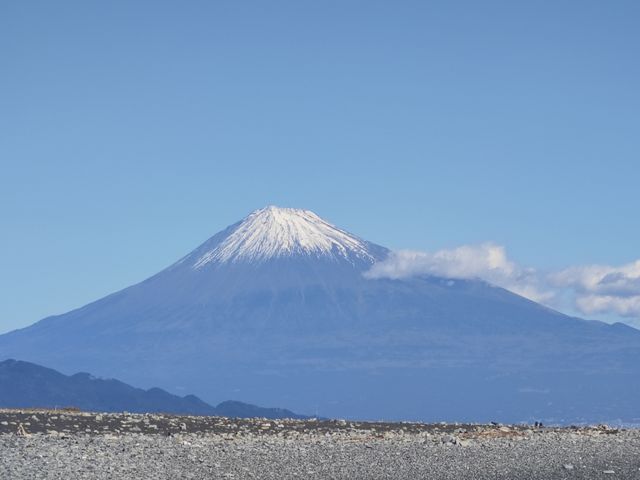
[1,409,639,479]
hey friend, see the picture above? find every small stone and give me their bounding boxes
[603,471,615,475]
[441,434,458,445]
[16,423,29,436]
[563,464,574,470]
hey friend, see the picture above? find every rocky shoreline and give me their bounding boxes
[1,409,639,479]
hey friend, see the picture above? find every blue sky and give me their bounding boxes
[1,1,640,333]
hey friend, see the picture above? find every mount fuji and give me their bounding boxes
[1,206,639,424]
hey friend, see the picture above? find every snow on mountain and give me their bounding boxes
[192,206,378,267]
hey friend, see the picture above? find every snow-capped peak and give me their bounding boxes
[193,206,378,267]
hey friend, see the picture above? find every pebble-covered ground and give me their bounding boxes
[1,409,639,479]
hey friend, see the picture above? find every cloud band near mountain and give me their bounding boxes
[365,245,640,327]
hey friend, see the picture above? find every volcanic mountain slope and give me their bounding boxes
[1,206,639,424]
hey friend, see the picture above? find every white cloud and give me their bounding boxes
[575,295,640,317]
[550,261,640,296]
[365,244,554,304]
[365,243,515,280]
[365,244,640,325]
[550,260,640,319]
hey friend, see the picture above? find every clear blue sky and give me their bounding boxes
[1,1,639,333]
